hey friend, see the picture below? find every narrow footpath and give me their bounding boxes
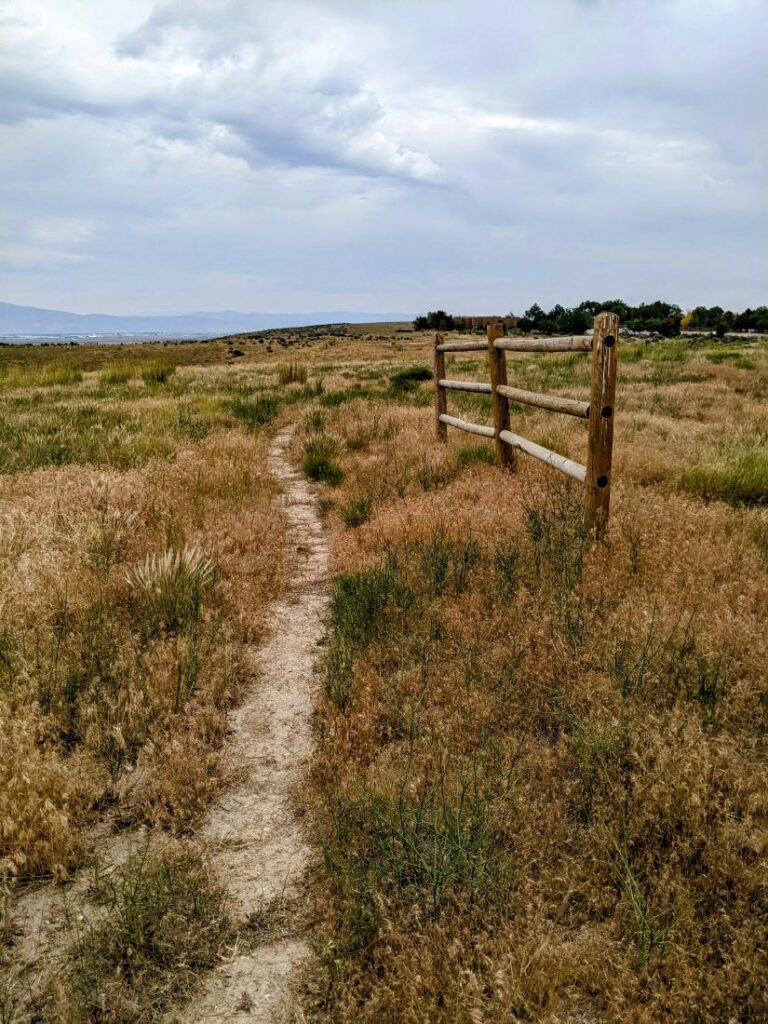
[181,423,329,1022]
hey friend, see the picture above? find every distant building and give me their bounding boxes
[453,315,518,332]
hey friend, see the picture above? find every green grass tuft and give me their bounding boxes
[302,436,344,485]
[141,362,176,385]
[339,495,373,527]
[455,443,495,469]
[678,450,768,506]
[390,365,433,393]
[227,393,280,429]
[320,387,379,408]
[278,360,308,385]
[42,846,234,1023]
[0,365,83,390]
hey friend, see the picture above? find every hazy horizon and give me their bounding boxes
[2,0,766,314]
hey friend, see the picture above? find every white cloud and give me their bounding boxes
[0,0,765,312]
[29,217,97,245]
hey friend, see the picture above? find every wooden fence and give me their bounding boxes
[434,312,619,538]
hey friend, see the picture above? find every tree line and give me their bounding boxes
[414,301,768,337]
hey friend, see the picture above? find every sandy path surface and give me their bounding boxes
[178,424,328,1023]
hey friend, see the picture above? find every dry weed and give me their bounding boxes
[299,344,768,1023]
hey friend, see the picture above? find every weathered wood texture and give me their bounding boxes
[431,314,619,538]
[438,379,492,394]
[439,414,496,439]
[499,430,587,483]
[436,341,490,353]
[584,312,619,539]
[487,323,513,469]
[434,333,447,441]
[494,336,592,353]
[496,384,590,418]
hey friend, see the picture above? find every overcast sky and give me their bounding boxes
[1,0,766,315]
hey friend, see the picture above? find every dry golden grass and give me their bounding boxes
[0,428,286,886]
[1,331,766,1022]
[40,842,235,1023]
[292,337,768,1022]
[0,346,303,1019]
[0,343,307,900]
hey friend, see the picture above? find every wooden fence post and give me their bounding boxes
[487,323,512,469]
[585,312,619,540]
[434,332,447,442]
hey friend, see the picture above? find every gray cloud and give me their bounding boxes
[0,0,765,314]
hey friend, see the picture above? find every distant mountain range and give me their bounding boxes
[0,302,411,338]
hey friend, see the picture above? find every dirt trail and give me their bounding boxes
[179,424,329,1023]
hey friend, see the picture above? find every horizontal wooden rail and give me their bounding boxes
[498,429,587,483]
[436,341,489,353]
[438,378,492,394]
[496,384,590,418]
[494,336,592,353]
[433,312,619,541]
[439,414,496,438]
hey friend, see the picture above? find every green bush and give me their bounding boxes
[227,393,279,429]
[101,365,135,385]
[329,559,413,653]
[304,409,326,433]
[278,360,308,385]
[141,362,176,385]
[322,751,516,957]
[0,365,83,390]
[705,350,755,370]
[339,496,373,527]
[303,436,344,485]
[390,365,433,393]
[646,340,689,364]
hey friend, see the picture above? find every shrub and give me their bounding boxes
[417,458,456,492]
[390,366,433,393]
[646,340,689,363]
[87,507,139,573]
[304,409,326,433]
[417,534,480,596]
[705,349,755,370]
[620,342,646,362]
[43,845,234,1023]
[0,365,83,390]
[345,428,374,452]
[339,496,373,527]
[328,559,413,655]
[494,537,522,597]
[302,436,344,486]
[40,366,83,387]
[101,365,134,386]
[278,360,308,385]
[325,752,516,941]
[227,393,279,429]
[141,362,176,385]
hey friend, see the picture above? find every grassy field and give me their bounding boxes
[0,326,766,1021]
[287,330,767,1022]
